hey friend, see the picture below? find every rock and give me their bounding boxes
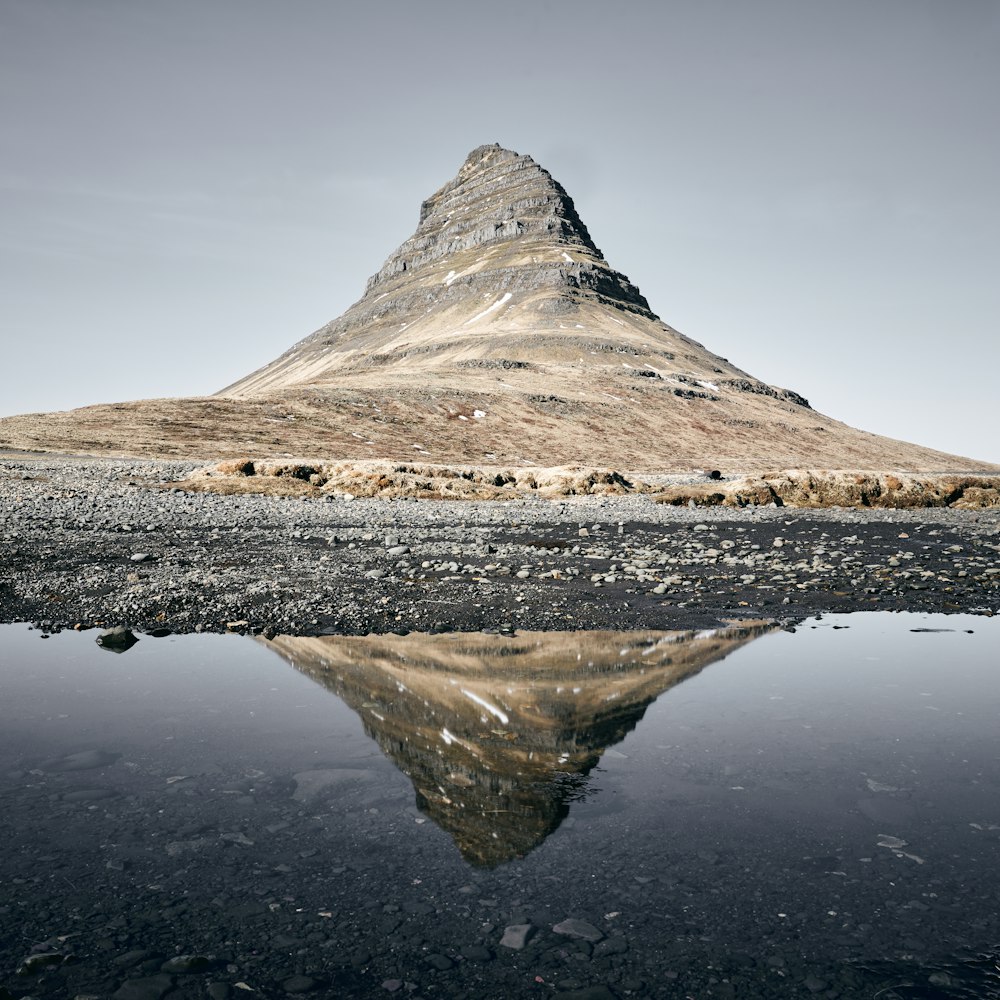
[593,936,628,956]
[499,923,534,950]
[553,918,604,942]
[160,954,210,973]
[282,975,320,993]
[219,831,255,847]
[928,971,956,987]
[165,837,212,856]
[114,950,157,968]
[97,625,139,652]
[292,768,375,802]
[425,954,453,970]
[62,786,119,802]
[460,944,493,962]
[112,975,176,1000]
[130,552,153,563]
[16,951,64,975]
[41,748,121,772]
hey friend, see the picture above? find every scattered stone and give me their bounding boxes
[282,975,320,993]
[557,987,618,1000]
[16,951,64,975]
[112,975,176,1000]
[160,954,210,973]
[500,923,534,950]
[41,748,121,772]
[594,936,629,956]
[460,944,493,962]
[553,918,604,942]
[96,625,139,652]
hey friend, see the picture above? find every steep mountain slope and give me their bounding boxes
[0,144,989,471]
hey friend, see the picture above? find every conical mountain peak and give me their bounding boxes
[6,144,979,472]
[368,143,612,294]
[224,144,661,397]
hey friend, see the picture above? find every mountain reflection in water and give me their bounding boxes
[264,623,774,866]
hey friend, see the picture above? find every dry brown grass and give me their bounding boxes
[654,470,1000,509]
[166,459,657,500]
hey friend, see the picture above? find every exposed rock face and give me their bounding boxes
[222,143,665,396]
[0,143,993,471]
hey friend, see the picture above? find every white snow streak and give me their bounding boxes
[465,292,512,325]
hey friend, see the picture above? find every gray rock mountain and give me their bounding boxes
[0,144,988,470]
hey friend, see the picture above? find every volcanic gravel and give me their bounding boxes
[2,456,997,635]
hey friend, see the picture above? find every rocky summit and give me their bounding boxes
[0,144,989,470]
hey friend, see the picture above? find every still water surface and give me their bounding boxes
[0,614,998,999]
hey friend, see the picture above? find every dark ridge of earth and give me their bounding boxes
[1,458,997,636]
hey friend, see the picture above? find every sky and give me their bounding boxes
[2,0,998,463]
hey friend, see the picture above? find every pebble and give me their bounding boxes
[553,918,605,942]
[112,975,176,1000]
[16,951,64,974]
[500,923,534,950]
[160,954,210,973]
[282,974,320,993]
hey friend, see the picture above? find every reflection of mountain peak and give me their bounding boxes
[265,624,774,867]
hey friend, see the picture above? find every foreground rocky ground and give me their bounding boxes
[2,456,997,635]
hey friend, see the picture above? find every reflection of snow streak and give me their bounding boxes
[460,689,509,725]
[440,727,482,758]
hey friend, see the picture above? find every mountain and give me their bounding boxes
[0,144,989,471]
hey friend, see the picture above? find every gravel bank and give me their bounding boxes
[2,456,998,636]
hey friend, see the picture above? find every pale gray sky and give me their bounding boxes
[2,0,997,462]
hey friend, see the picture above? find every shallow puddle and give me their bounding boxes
[1,614,998,998]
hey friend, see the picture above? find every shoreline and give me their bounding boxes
[2,457,997,637]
